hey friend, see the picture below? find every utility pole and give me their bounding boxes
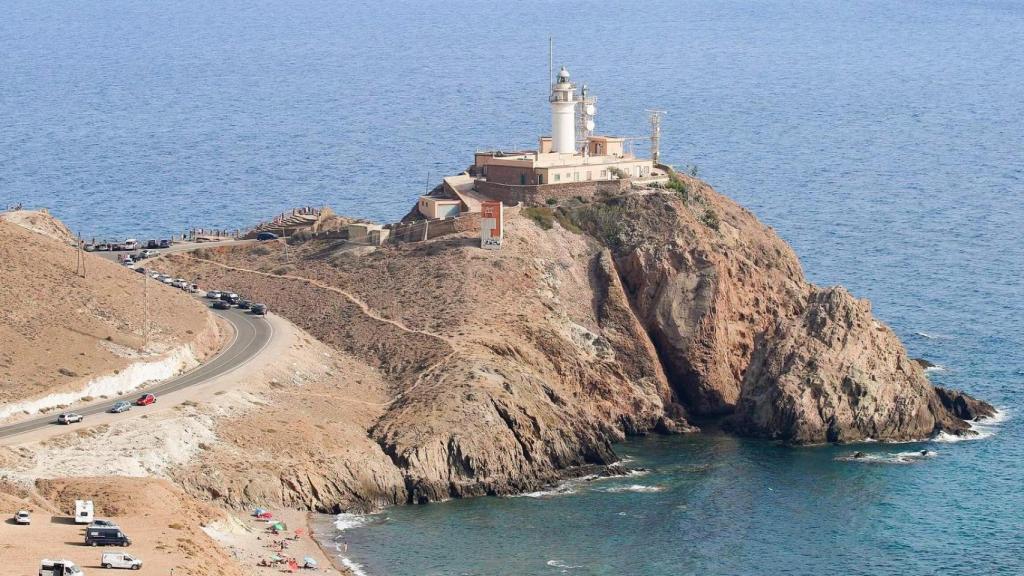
[646,110,666,165]
[143,270,150,347]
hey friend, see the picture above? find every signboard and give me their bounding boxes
[480,201,504,250]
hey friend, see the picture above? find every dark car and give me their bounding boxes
[236,299,252,309]
[86,527,131,547]
[251,303,268,315]
[220,292,240,305]
[145,239,159,249]
[212,300,232,310]
[256,232,278,241]
[159,239,171,248]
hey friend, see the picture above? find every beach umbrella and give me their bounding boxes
[303,556,318,568]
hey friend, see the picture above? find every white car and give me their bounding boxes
[161,277,174,284]
[101,552,141,570]
[14,510,30,524]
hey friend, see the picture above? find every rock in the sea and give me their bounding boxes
[934,386,996,421]
[726,286,986,443]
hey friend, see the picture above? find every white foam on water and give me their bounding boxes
[933,407,1008,443]
[914,331,949,340]
[547,559,583,569]
[598,484,664,493]
[338,555,372,576]
[334,512,372,531]
[924,364,947,374]
[835,451,936,465]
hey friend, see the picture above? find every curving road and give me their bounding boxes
[0,305,273,439]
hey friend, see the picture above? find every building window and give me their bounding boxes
[538,173,544,184]
[520,173,526,185]
[586,171,592,181]
[574,172,580,181]
[600,170,607,179]
[554,173,561,182]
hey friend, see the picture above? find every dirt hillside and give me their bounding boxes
[0,209,77,245]
[0,217,220,408]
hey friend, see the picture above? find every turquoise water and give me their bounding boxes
[4,1,1023,574]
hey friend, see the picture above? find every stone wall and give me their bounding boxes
[389,204,521,244]
[475,179,629,206]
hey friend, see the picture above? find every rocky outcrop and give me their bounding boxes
[570,175,990,443]
[934,386,997,422]
[156,174,992,510]
[725,286,990,443]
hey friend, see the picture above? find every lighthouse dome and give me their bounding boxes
[557,67,570,82]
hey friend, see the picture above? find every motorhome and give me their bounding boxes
[39,559,84,576]
[75,499,94,524]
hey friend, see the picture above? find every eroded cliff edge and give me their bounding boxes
[160,175,991,511]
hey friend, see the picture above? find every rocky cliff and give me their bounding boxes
[158,174,990,510]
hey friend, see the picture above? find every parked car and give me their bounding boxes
[206,290,222,299]
[96,242,110,251]
[256,231,278,241]
[212,300,232,310]
[83,243,96,252]
[57,413,83,425]
[121,239,138,251]
[251,303,268,315]
[187,283,199,293]
[89,519,118,528]
[134,267,146,274]
[101,552,142,570]
[85,526,131,547]
[135,393,156,406]
[159,239,171,248]
[219,292,238,302]
[14,510,30,524]
[110,400,131,413]
[161,277,174,284]
[236,299,252,309]
[145,239,159,249]
[139,249,158,258]
[122,259,134,267]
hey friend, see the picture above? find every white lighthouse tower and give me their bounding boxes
[549,66,578,154]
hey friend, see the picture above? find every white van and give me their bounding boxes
[39,559,84,576]
[121,239,138,251]
[74,499,94,524]
[101,552,142,570]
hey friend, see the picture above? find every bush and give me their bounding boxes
[666,175,689,202]
[702,208,720,231]
[570,203,624,247]
[553,209,583,234]
[545,198,558,206]
[523,207,555,230]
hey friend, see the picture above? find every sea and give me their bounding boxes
[3,1,1022,574]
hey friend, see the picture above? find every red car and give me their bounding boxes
[135,393,157,406]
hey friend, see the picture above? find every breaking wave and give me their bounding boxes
[547,559,583,570]
[598,484,665,493]
[934,408,1008,443]
[835,450,938,464]
[334,512,373,531]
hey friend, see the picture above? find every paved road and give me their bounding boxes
[0,305,273,439]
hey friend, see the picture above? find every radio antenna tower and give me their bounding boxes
[646,109,666,164]
[548,37,554,87]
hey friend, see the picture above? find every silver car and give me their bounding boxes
[110,401,131,413]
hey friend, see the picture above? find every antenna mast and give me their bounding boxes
[646,109,666,164]
[548,37,553,88]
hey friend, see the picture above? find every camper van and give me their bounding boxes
[75,499,94,524]
[39,559,84,576]
[121,239,138,251]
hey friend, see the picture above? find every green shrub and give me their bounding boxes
[553,209,583,234]
[569,203,624,247]
[545,198,558,206]
[523,207,555,230]
[701,208,720,231]
[666,175,689,202]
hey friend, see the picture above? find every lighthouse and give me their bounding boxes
[549,66,577,154]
